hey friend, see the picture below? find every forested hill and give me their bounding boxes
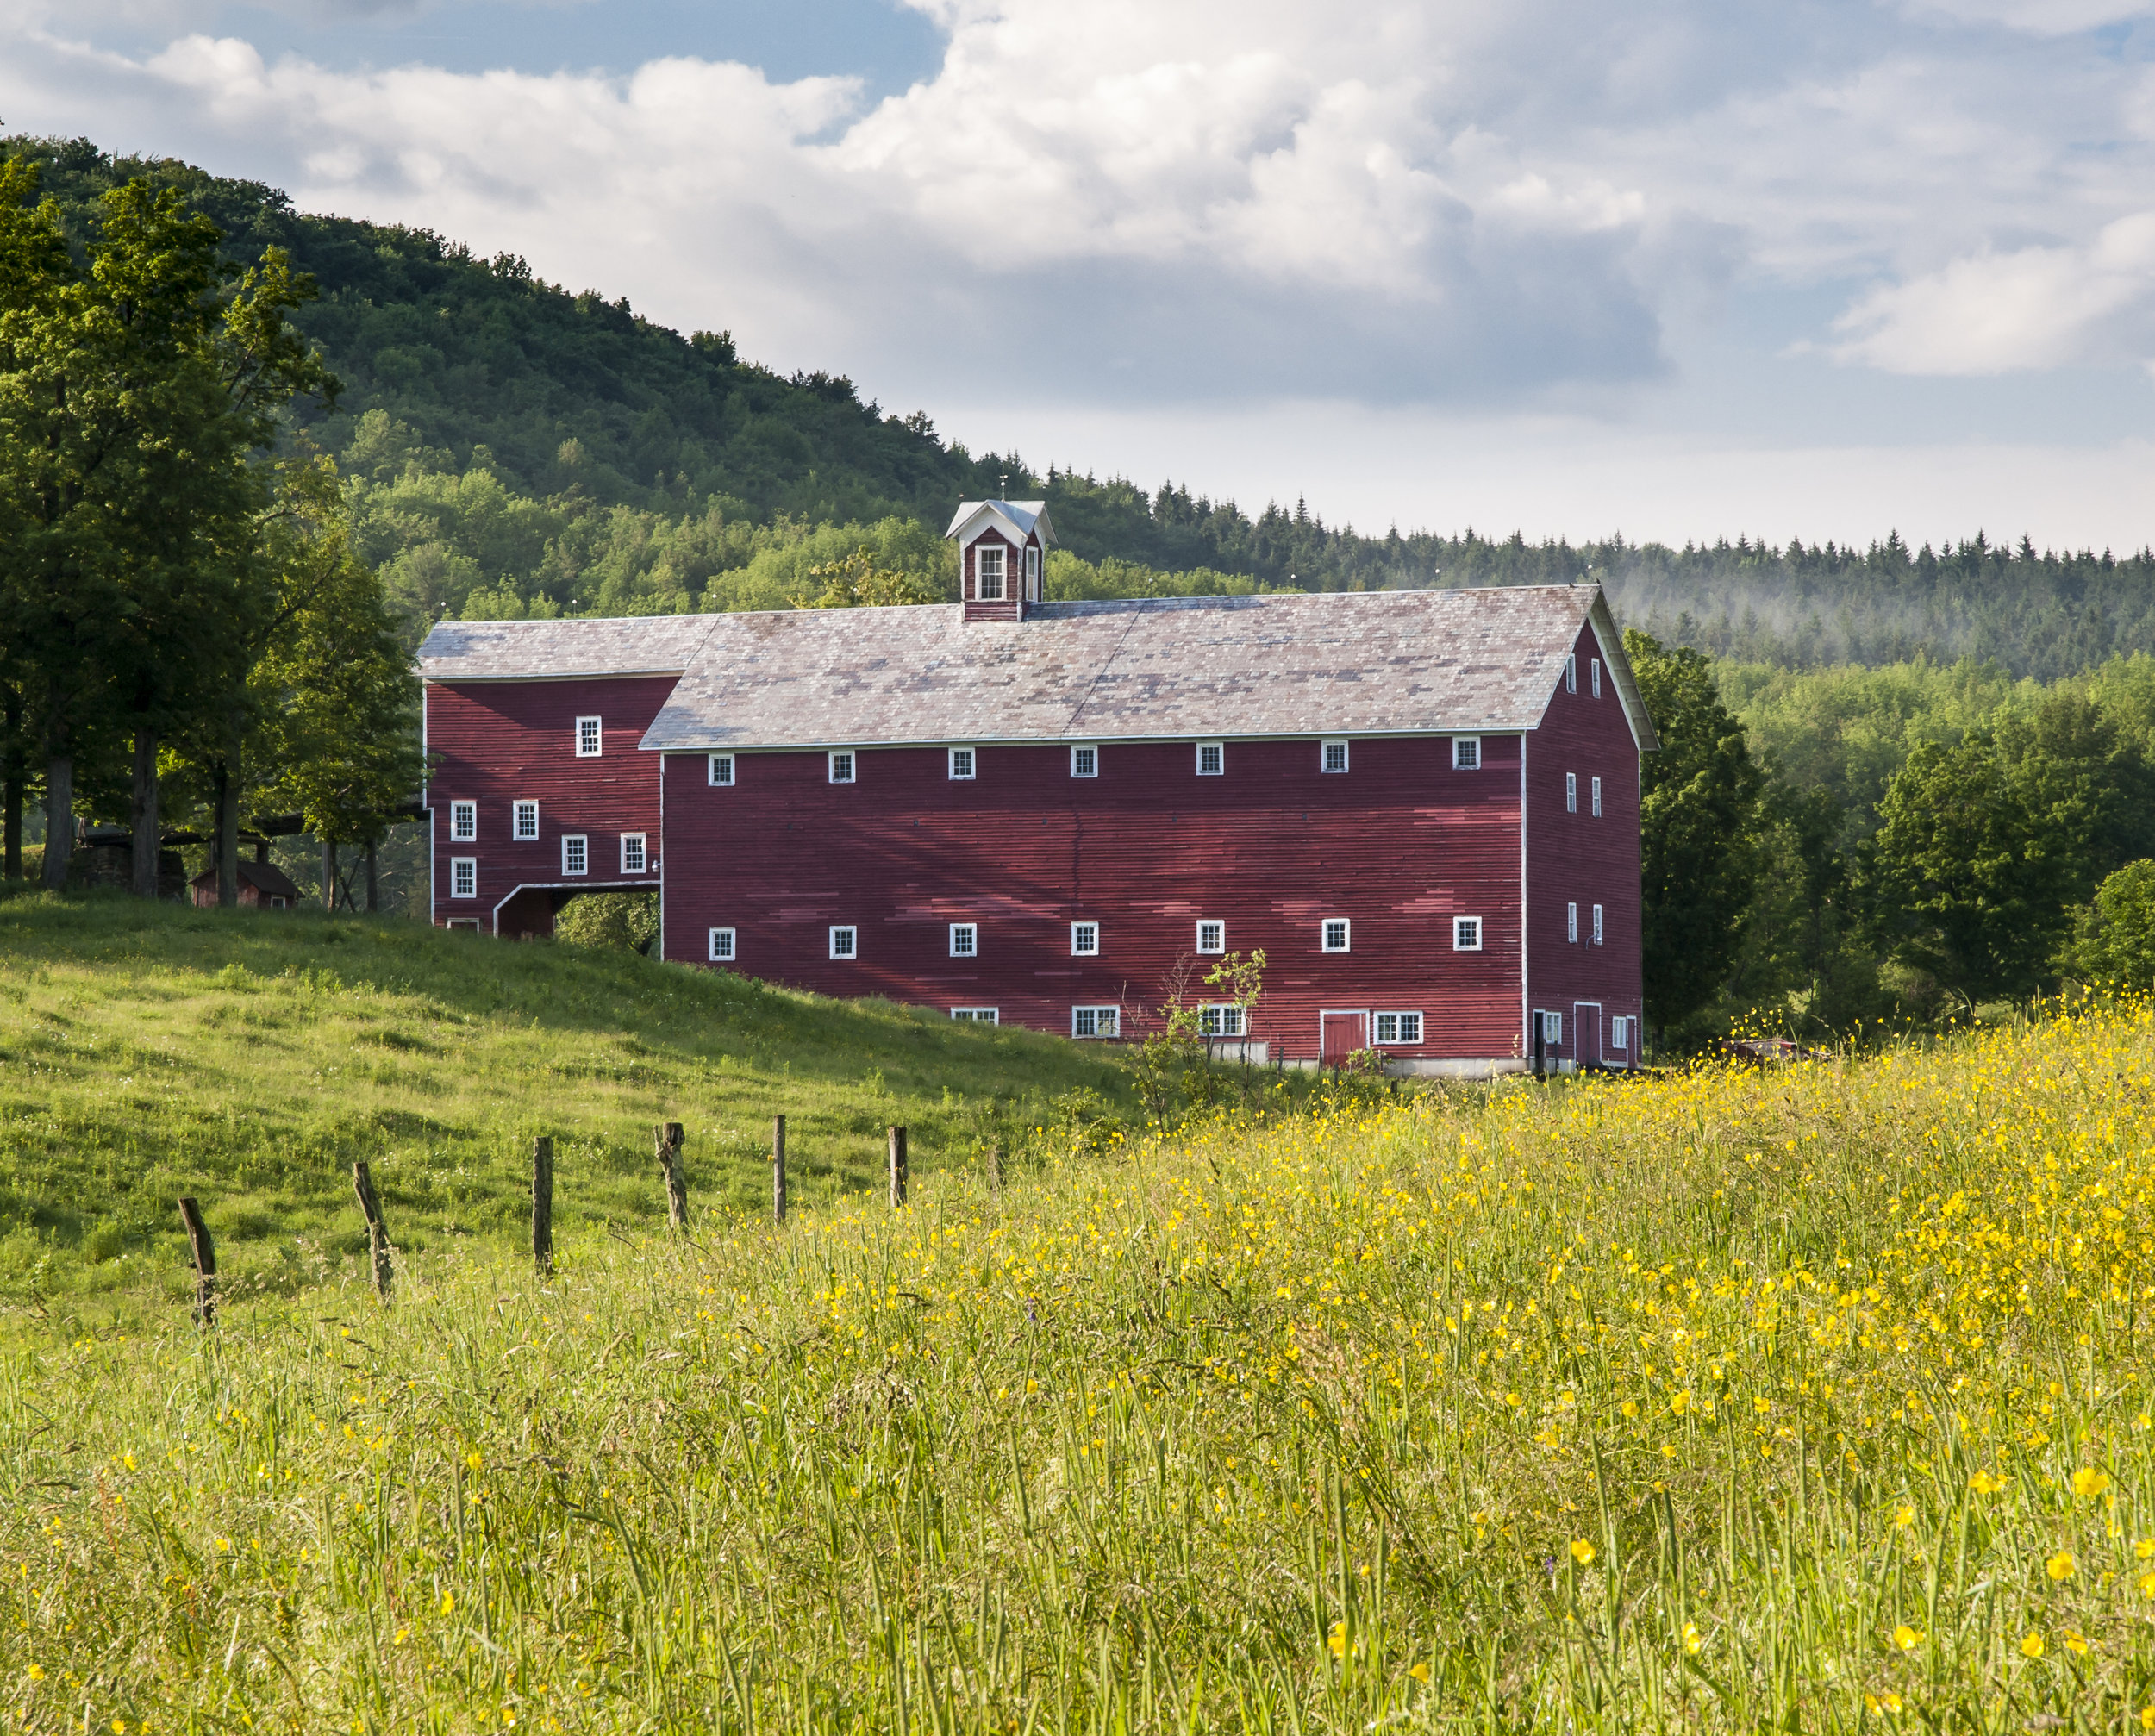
[9,134,2154,679]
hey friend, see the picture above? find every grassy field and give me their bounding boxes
[4,951,2153,1729]
[0,890,1139,1323]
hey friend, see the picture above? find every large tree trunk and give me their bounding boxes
[41,753,72,891]
[215,762,240,909]
[364,838,379,914]
[130,727,160,898]
[322,836,338,913]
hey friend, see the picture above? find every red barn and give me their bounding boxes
[419,522,1656,1076]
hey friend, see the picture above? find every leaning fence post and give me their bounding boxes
[177,1196,216,1328]
[655,1122,688,1232]
[352,1162,393,1303]
[771,1115,787,1227]
[888,1125,908,1208]
[988,1140,1004,1194]
[531,1136,554,1278]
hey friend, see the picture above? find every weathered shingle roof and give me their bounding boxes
[640,586,1657,752]
[419,615,720,683]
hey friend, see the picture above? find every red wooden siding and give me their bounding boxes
[1524,622,1645,1065]
[425,676,673,934]
[659,733,1525,1062]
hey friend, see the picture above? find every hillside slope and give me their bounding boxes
[0,892,1134,1321]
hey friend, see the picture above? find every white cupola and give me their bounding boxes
[944,499,1054,622]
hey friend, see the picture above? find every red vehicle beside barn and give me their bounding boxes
[418,502,1656,1075]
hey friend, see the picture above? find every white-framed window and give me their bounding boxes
[1610,1015,1631,1051]
[1592,902,1604,945]
[621,833,647,875]
[513,800,539,840]
[975,543,1006,601]
[949,747,976,781]
[949,922,978,958]
[1453,915,1483,951]
[1591,658,1602,698]
[1567,902,1579,943]
[1373,1011,1424,1046]
[951,1007,999,1024]
[1591,775,1602,818]
[1321,739,1349,774]
[1196,740,1224,776]
[1072,1005,1121,1039]
[268,896,288,910]
[1196,920,1224,954]
[449,800,477,842]
[828,750,855,784]
[709,927,735,963]
[709,754,734,788]
[576,716,602,758]
[449,857,477,899]
[1566,772,1577,814]
[1321,918,1350,953]
[1071,921,1100,957]
[446,917,480,933]
[1199,1004,1246,1038]
[1071,745,1098,778]
[562,835,588,877]
[1540,1009,1563,1044]
[1025,546,1040,596]
[829,925,857,959]
[1452,737,1480,771]
[1565,653,1577,694]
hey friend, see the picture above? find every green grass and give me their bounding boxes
[0,889,1134,1324]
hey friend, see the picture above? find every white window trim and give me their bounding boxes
[1590,658,1602,698]
[561,834,589,877]
[708,753,735,788]
[449,800,477,843]
[575,715,602,759]
[951,1007,999,1024]
[449,856,478,899]
[1071,1005,1121,1039]
[1372,1011,1424,1046]
[1592,902,1604,945]
[1452,737,1480,771]
[1565,653,1577,694]
[828,750,856,784]
[708,927,736,963]
[1610,1015,1631,1051]
[1196,920,1224,954]
[1567,902,1578,943]
[949,922,978,958]
[1196,740,1224,776]
[1070,745,1098,778]
[1453,915,1483,951]
[948,747,976,781]
[1198,1003,1246,1038]
[513,799,539,841]
[1541,1009,1564,1044]
[1591,775,1602,818]
[620,832,647,875]
[1321,738,1349,774]
[1321,917,1351,954]
[828,925,858,960]
[1566,772,1577,814]
[975,543,1006,602]
[446,917,480,932]
[1071,921,1100,957]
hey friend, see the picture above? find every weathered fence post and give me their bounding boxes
[771,1115,787,1226]
[888,1125,908,1208]
[177,1196,216,1328]
[655,1122,688,1232]
[352,1162,393,1303]
[988,1140,1004,1194]
[531,1136,554,1278]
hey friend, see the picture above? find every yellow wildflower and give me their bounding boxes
[2021,1631,2045,1658]
[1407,1661,1431,1684]
[2047,1550,2076,1582]
[1968,1469,2002,1495]
[1570,1539,1595,1565]
[1892,1624,1921,1653]
[2071,1467,2110,1499]
[1326,1620,1346,1659]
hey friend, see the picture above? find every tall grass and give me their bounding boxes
[8,1001,2155,1728]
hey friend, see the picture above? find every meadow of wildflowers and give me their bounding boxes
[7,1002,2155,1731]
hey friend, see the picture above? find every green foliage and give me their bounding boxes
[553,890,659,955]
[2064,860,2155,989]
[789,544,944,609]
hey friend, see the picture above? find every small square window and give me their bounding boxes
[709,754,734,787]
[829,925,857,959]
[1196,920,1224,954]
[513,800,539,841]
[1196,741,1223,776]
[562,835,588,877]
[449,857,477,899]
[951,1007,999,1024]
[709,927,735,963]
[1452,737,1480,771]
[1592,902,1604,945]
[1373,1011,1423,1046]
[1071,745,1098,778]
[1321,918,1350,953]
[449,801,476,842]
[949,747,976,781]
[1565,653,1577,694]
[576,716,602,758]
[1321,739,1348,773]
[950,922,978,958]
[446,917,480,933]
[1540,1009,1564,1045]
[1567,901,1578,943]
[1071,921,1099,957]
[975,544,1006,601]
[1566,772,1577,814]
[1610,1015,1630,1051]
[1453,916,1482,951]
[1072,1005,1120,1039]
[621,833,647,875]
[1590,658,1602,698]
[1199,1005,1245,1038]
[829,750,855,784]
[1591,775,1602,818]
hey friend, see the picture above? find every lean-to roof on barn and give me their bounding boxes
[417,615,721,683]
[640,585,1657,753]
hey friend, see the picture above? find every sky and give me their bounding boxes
[3,0,2152,552]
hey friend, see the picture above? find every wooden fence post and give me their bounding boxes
[655,1122,688,1232]
[888,1125,907,1208]
[988,1140,1004,1194]
[177,1196,216,1328]
[771,1115,787,1227]
[531,1136,554,1278]
[352,1162,392,1303]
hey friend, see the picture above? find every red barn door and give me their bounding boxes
[1321,1011,1366,1066]
[1573,1002,1602,1067]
